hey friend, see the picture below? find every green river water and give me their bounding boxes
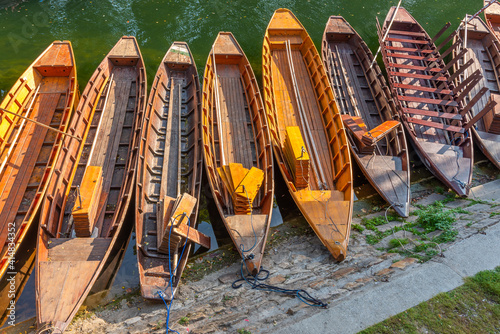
[0,0,479,96]
[0,0,485,327]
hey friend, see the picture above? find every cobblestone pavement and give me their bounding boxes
[49,177,500,334]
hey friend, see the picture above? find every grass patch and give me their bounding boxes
[178,316,189,326]
[352,224,365,232]
[414,201,455,232]
[237,329,252,334]
[362,216,387,230]
[490,212,500,218]
[360,267,500,334]
[388,238,409,249]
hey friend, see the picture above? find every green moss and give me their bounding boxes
[178,316,189,326]
[388,238,409,249]
[352,224,365,232]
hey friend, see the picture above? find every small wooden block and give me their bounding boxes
[157,196,175,248]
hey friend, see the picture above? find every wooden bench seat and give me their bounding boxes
[362,120,400,146]
[403,108,462,120]
[407,117,465,133]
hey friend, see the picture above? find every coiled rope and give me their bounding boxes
[231,186,327,308]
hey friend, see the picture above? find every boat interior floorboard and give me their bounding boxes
[216,64,254,170]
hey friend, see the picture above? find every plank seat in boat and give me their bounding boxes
[388,29,427,38]
[386,52,438,61]
[386,37,429,44]
[396,95,458,107]
[385,45,435,53]
[393,82,453,95]
[387,71,447,81]
[406,117,465,133]
[402,108,462,120]
[47,238,111,261]
[387,62,443,72]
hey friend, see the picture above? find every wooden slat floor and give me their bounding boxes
[216,64,254,170]
[271,48,334,190]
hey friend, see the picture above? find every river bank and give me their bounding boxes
[6,159,497,334]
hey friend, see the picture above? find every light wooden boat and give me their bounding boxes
[136,42,204,300]
[262,9,353,261]
[35,36,146,333]
[454,16,500,169]
[202,32,274,274]
[0,41,78,323]
[377,6,487,196]
[322,16,410,217]
[484,0,500,40]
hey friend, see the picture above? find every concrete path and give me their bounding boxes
[272,180,500,334]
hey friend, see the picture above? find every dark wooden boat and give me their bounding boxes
[377,7,488,196]
[262,9,353,261]
[0,41,78,323]
[35,36,146,333]
[322,16,410,217]
[202,32,274,274]
[454,16,500,169]
[136,42,204,300]
[484,0,500,40]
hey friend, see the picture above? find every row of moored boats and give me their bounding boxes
[1,6,500,333]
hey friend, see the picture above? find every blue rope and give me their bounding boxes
[158,213,191,334]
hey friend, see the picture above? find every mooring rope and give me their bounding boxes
[231,186,328,308]
[158,213,192,334]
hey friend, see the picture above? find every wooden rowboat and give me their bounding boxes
[36,36,146,333]
[0,41,78,322]
[262,9,353,261]
[454,17,500,169]
[377,7,489,196]
[202,32,274,275]
[136,42,204,300]
[322,16,410,217]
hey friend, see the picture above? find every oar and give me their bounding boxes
[0,84,41,176]
[0,106,81,141]
[211,46,229,208]
[369,0,403,70]
[285,40,327,190]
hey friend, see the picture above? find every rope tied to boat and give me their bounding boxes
[158,213,192,334]
[231,185,328,308]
